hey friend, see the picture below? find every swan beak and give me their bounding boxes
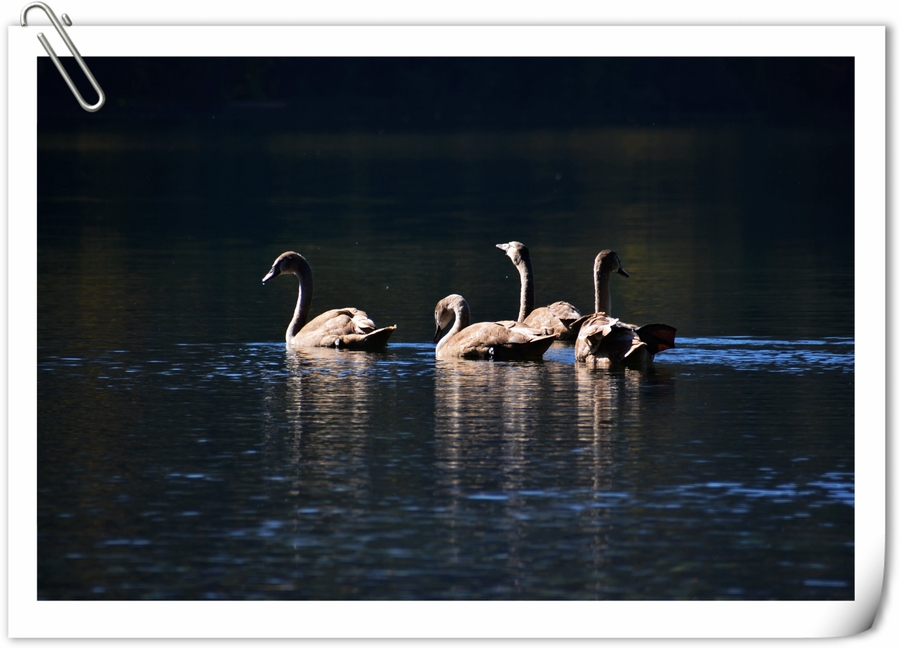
[262,267,280,284]
[496,243,509,251]
[433,323,444,343]
[617,267,630,278]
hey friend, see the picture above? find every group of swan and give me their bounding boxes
[262,242,676,367]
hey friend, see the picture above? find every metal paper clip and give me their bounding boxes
[20,2,105,112]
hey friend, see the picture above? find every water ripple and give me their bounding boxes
[659,337,853,373]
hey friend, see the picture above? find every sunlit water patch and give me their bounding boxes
[659,471,854,510]
[658,337,853,374]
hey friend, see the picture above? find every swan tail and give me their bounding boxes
[557,314,592,341]
[341,325,396,351]
[491,334,556,360]
[358,326,397,351]
[526,334,557,358]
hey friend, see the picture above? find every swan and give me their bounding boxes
[496,241,584,340]
[262,251,396,351]
[433,294,556,360]
[574,250,676,368]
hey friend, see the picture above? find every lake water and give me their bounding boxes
[36,120,853,599]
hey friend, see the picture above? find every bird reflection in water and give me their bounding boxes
[261,347,383,483]
[433,358,542,488]
[574,362,676,596]
[432,358,550,591]
[431,355,676,597]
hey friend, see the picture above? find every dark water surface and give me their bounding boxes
[37,125,853,599]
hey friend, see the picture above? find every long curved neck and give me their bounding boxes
[287,258,314,342]
[515,256,535,322]
[436,299,470,353]
[594,265,612,315]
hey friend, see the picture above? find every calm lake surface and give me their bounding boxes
[37,122,853,599]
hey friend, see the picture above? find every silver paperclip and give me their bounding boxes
[20,2,105,112]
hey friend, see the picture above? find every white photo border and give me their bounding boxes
[6,24,884,639]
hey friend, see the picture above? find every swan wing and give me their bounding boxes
[523,308,567,337]
[496,318,557,337]
[524,302,583,339]
[574,313,635,363]
[543,301,582,324]
[438,321,554,360]
[293,308,395,349]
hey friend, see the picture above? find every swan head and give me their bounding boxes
[433,294,468,343]
[496,240,531,266]
[594,250,629,278]
[262,251,306,284]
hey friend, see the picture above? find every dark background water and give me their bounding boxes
[37,57,854,599]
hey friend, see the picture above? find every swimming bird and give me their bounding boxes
[433,293,556,360]
[262,251,396,351]
[574,250,676,368]
[496,241,584,340]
